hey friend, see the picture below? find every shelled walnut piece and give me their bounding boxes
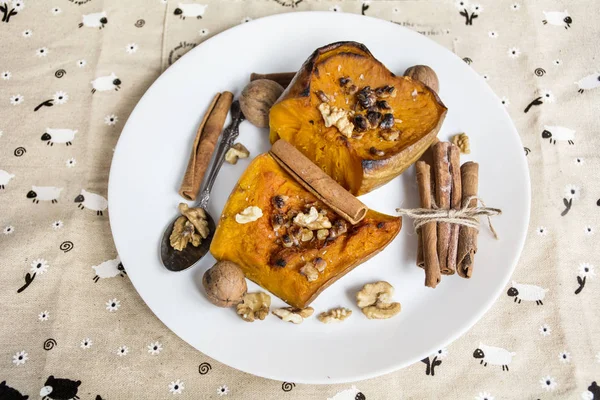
[235,206,263,224]
[318,307,352,323]
[293,206,332,230]
[272,307,314,324]
[356,281,401,319]
[299,262,319,282]
[318,103,354,138]
[170,217,200,251]
[169,203,210,251]
[225,143,250,165]
[236,292,271,322]
[179,203,209,237]
[451,133,471,154]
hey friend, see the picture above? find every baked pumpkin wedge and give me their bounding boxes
[269,41,447,195]
[210,153,401,309]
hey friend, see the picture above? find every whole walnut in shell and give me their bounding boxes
[202,261,247,307]
[404,65,439,94]
[239,79,284,128]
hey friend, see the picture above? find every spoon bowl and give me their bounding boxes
[160,210,217,272]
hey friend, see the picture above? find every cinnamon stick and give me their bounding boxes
[250,72,295,89]
[457,162,479,278]
[415,161,441,288]
[433,142,453,274]
[178,92,234,201]
[447,144,462,274]
[270,139,367,225]
[416,138,439,267]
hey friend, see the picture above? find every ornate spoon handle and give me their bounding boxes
[196,100,245,209]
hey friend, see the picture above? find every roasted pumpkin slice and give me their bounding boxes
[270,41,447,195]
[210,153,401,309]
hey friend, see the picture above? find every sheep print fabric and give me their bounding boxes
[1,0,599,399]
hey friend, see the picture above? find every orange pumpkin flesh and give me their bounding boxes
[209,153,401,309]
[270,41,447,195]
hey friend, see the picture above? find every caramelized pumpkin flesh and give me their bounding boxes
[209,153,401,309]
[270,41,447,195]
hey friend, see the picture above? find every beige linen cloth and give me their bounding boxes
[1,1,599,399]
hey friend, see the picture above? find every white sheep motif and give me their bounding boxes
[328,386,365,400]
[173,3,208,19]
[507,281,549,305]
[542,10,572,29]
[0,170,15,189]
[79,11,108,29]
[41,128,78,146]
[91,73,121,94]
[541,125,575,145]
[575,73,600,94]
[92,256,125,282]
[74,189,108,216]
[473,343,515,371]
[27,186,63,204]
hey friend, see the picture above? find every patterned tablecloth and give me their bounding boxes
[1,0,599,399]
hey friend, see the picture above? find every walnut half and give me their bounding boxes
[272,307,314,324]
[225,143,250,165]
[318,102,354,138]
[299,262,319,282]
[170,216,201,251]
[178,203,209,239]
[356,281,401,320]
[451,133,471,154]
[318,307,352,323]
[169,203,210,251]
[235,206,263,224]
[293,207,332,230]
[236,292,271,322]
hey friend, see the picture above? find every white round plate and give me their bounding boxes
[109,12,530,384]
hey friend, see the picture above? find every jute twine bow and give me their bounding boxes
[396,196,502,239]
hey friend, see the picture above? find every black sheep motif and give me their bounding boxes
[472,344,514,371]
[40,376,80,400]
[588,381,600,399]
[0,380,29,400]
[507,286,544,305]
[172,4,206,19]
[506,282,548,305]
[25,186,63,204]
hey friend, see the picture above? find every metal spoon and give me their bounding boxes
[160,100,245,271]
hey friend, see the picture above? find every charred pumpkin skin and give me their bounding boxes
[210,153,402,309]
[269,41,447,195]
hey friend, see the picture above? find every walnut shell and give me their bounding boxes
[404,65,439,93]
[239,79,284,128]
[202,261,247,307]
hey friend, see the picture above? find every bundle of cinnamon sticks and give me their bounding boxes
[416,141,479,288]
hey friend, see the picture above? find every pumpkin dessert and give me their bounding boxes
[209,153,401,309]
[269,41,447,195]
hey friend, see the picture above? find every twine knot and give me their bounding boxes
[396,196,502,239]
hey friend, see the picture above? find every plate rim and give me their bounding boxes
[108,11,531,384]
